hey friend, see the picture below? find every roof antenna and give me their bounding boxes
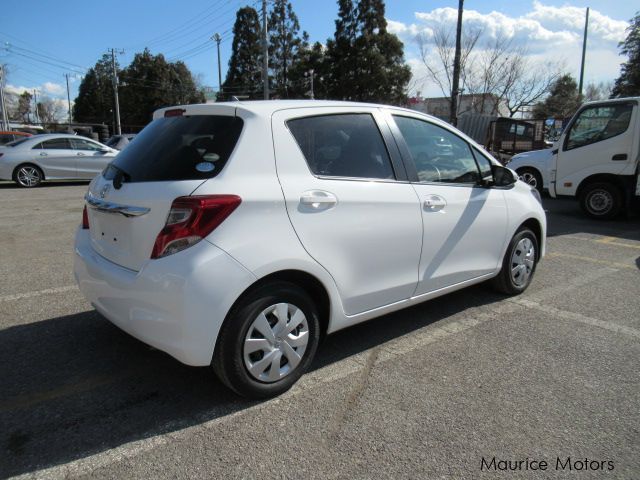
[231,96,240,102]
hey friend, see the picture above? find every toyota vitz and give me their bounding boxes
[74,101,546,398]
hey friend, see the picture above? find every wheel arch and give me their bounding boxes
[12,162,45,181]
[224,269,331,339]
[575,173,624,199]
[518,217,543,260]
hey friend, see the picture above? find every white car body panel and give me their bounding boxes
[508,149,554,190]
[74,100,547,367]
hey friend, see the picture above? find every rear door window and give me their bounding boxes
[103,115,243,182]
[71,138,104,151]
[35,138,72,150]
[287,113,395,180]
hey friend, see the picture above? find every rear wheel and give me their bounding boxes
[491,228,538,295]
[213,281,320,399]
[579,182,622,220]
[517,167,543,193]
[14,164,43,188]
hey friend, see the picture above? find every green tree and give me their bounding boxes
[118,49,205,126]
[221,7,263,100]
[533,74,580,119]
[326,0,358,100]
[326,0,410,104]
[268,0,305,98]
[12,91,33,122]
[73,54,116,124]
[289,41,328,99]
[611,11,640,97]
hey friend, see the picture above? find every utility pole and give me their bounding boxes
[262,0,269,100]
[578,7,590,98]
[212,33,222,96]
[450,0,464,127]
[306,69,315,99]
[64,73,72,130]
[109,48,123,135]
[0,65,10,131]
[33,89,39,125]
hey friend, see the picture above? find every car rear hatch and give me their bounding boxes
[85,107,243,271]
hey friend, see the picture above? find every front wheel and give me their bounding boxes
[517,167,543,193]
[491,228,539,295]
[213,281,320,399]
[579,182,622,220]
[14,164,43,188]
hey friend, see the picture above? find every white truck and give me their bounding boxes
[508,97,640,219]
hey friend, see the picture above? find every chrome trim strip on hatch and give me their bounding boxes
[85,193,150,217]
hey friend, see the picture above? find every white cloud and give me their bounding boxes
[389,1,629,97]
[42,82,65,96]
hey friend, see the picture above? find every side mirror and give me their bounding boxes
[492,165,517,187]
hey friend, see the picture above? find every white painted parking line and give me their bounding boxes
[0,285,77,303]
[510,298,640,340]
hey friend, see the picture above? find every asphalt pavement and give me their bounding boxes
[0,181,638,479]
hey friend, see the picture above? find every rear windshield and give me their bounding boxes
[103,115,243,183]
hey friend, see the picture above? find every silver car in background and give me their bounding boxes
[0,134,118,187]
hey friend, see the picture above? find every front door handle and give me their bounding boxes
[423,194,447,211]
[77,152,86,156]
[39,152,48,156]
[612,153,627,161]
[300,190,337,209]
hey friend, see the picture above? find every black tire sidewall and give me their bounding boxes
[214,282,320,399]
[580,182,622,220]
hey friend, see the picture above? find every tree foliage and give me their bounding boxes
[119,49,204,126]
[268,0,305,98]
[533,74,580,119]
[222,7,263,100]
[74,51,204,127]
[611,11,640,97]
[73,54,116,125]
[326,0,411,103]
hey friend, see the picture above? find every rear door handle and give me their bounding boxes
[39,152,48,156]
[423,195,447,211]
[300,190,337,209]
[77,152,86,156]
[612,153,627,161]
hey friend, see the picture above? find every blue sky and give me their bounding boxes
[1,0,637,108]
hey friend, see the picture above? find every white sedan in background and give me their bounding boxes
[0,134,118,187]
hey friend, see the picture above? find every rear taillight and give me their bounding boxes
[82,205,89,229]
[151,195,241,259]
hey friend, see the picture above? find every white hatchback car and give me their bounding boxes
[74,101,546,398]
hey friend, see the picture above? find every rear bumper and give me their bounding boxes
[73,228,256,366]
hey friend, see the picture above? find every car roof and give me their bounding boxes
[154,99,431,121]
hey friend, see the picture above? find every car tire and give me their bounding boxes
[14,164,44,188]
[212,281,320,399]
[579,182,622,220]
[491,228,539,295]
[517,167,543,193]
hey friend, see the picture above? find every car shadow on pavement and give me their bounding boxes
[543,197,640,242]
[0,181,90,190]
[0,284,502,477]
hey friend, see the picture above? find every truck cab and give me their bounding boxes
[548,97,640,219]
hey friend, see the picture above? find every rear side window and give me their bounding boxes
[34,138,72,150]
[287,114,395,180]
[71,138,103,151]
[104,115,243,182]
